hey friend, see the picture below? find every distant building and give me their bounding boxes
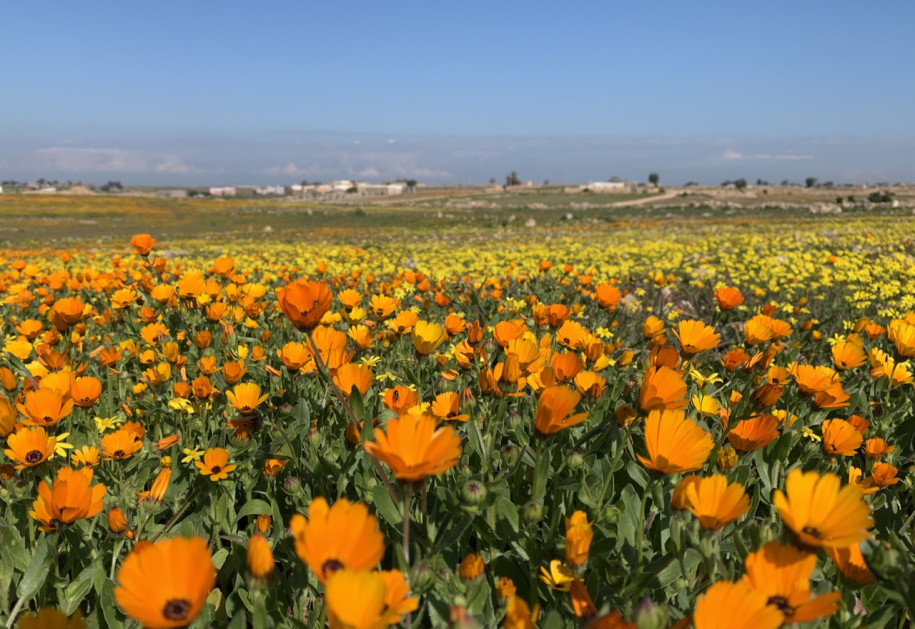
[584,181,627,192]
[157,189,188,199]
[210,187,236,197]
[235,186,257,197]
[256,185,285,195]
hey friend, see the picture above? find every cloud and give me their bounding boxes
[721,149,813,161]
[153,154,197,174]
[32,147,148,172]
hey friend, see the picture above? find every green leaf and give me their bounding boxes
[17,534,54,602]
[212,548,230,570]
[494,496,519,533]
[236,499,273,522]
[372,484,403,525]
[62,565,95,615]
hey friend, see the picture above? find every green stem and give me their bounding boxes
[635,478,655,570]
[402,482,412,566]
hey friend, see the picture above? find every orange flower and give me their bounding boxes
[831,339,866,370]
[637,409,713,474]
[714,287,744,310]
[17,387,74,427]
[742,541,840,623]
[864,437,894,459]
[101,427,143,461]
[727,414,780,452]
[534,386,589,435]
[692,581,783,629]
[492,320,526,347]
[550,352,583,382]
[639,365,688,412]
[430,391,469,422]
[675,320,720,355]
[333,363,373,398]
[226,382,268,415]
[30,466,106,531]
[369,294,399,320]
[278,279,333,330]
[13,608,85,629]
[130,233,156,255]
[71,445,100,468]
[5,426,56,469]
[683,475,750,529]
[594,283,622,311]
[365,413,462,481]
[383,386,419,415]
[871,462,900,487]
[822,419,863,456]
[459,552,485,580]
[790,364,836,394]
[826,542,875,585]
[70,376,102,407]
[289,497,385,582]
[773,469,873,548]
[156,435,180,451]
[574,370,607,398]
[195,447,236,481]
[0,396,16,437]
[50,296,86,330]
[564,511,593,566]
[277,341,310,371]
[114,536,216,629]
[325,569,418,629]
[569,579,597,619]
[138,468,172,502]
[246,534,275,579]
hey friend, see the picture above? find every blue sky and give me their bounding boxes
[2,1,914,185]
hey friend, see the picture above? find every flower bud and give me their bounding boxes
[461,480,488,507]
[567,451,584,470]
[411,562,436,592]
[246,534,275,579]
[255,514,272,534]
[716,445,737,469]
[522,501,544,523]
[500,444,519,467]
[634,597,668,629]
[108,508,128,534]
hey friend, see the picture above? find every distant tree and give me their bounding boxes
[683,181,698,187]
[37,178,46,186]
[300,180,309,186]
[805,177,818,188]
[405,179,417,193]
[821,181,834,188]
[721,180,732,187]
[734,178,748,189]
[489,178,497,185]
[781,179,790,186]
[609,175,623,183]
[756,178,770,186]
[648,172,659,185]
[542,180,550,185]
[505,171,520,186]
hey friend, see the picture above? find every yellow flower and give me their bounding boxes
[52,432,74,458]
[94,416,123,432]
[539,560,575,591]
[375,371,399,383]
[689,369,723,387]
[168,398,195,414]
[359,355,382,368]
[182,447,204,463]
[802,427,822,442]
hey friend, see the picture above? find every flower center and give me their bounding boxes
[25,450,43,464]
[114,450,126,458]
[43,415,54,423]
[322,558,344,577]
[801,525,823,539]
[211,465,222,473]
[766,595,795,617]
[162,598,192,621]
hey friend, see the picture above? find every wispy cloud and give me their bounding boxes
[721,149,813,161]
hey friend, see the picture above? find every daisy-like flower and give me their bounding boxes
[181,447,204,464]
[539,560,575,591]
[51,432,75,458]
[194,448,236,481]
[94,416,123,432]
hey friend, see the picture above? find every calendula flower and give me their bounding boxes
[822,419,863,456]
[459,552,485,580]
[195,448,236,481]
[637,409,714,474]
[278,279,333,330]
[226,382,268,415]
[365,412,462,482]
[30,466,106,531]
[640,366,688,412]
[826,542,875,585]
[5,426,57,469]
[17,387,74,428]
[325,569,417,629]
[773,469,873,548]
[692,581,783,629]
[675,319,721,355]
[743,541,841,623]
[564,511,593,565]
[14,608,86,629]
[114,536,216,629]
[534,386,589,435]
[727,415,780,452]
[101,427,143,461]
[683,475,750,529]
[289,497,385,583]
[246,534,275,579]
[72,445,101,467]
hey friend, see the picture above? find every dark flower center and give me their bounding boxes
[802,525,823,539]
[162,598,191,621]
[322,558,344,577]
[114,450,126,458]
[43,415,54,423]
[767,595,794,617]
[25,450,43,464]
[211,465,222,473]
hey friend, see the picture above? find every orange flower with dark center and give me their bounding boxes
[289,497,385,583]
[790,364,836,394]
[727,414,780,452]
[278,279,333,330]
[333,363,373,398]
[574,370,607,399]
[115,536,216,628]
[325,569,418,629]
[101,427,143,461]
[692,581,782,629]
[742,541,841,623]
[822,419,863,456]
[714,286,744,311]
[17,387,74,427]
[70,376,102,408]
[30,466,106,531]
[365,412,462,481]
[637,409,713,474]
[683,475,750,529]
[831,339,866,370]
[825,543,875,585]
[550,351,584,382]
[492,320,526,347]
[430,391,469,421]
[813,382,850,409]
[535,386,589,435]
[368,294,399,320]
[675,320,721,355]
[639,365,688,412]
[226,382,268,415]
[773,469,872,548]
[195,447,236,481]
[383,386,419,414]
[130,233,156,255]
[5,426,57,469]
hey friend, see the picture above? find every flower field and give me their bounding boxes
[2,209,915,628]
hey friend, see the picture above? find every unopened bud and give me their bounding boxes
[522,501,544,523]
